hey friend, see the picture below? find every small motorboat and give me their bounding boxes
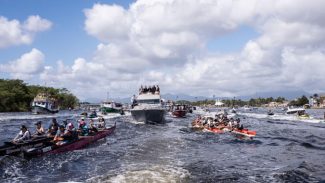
[171,104,187,118]
[286,106,305,114]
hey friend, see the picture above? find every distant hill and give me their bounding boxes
[161,93,209,101]
[83,90,312,103]
[238,90,311,100]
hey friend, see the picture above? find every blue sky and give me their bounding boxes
[0,0,324,99]
[207,26,259,53]
[0,0,133,66]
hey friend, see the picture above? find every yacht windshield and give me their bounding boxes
[137,99,160,104]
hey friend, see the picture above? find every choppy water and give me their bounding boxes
[0,108,325,182]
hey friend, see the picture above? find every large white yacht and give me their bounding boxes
[130,87,165,123]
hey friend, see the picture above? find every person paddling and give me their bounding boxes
[54,125,66,141]
[33,121,45,136]
[98,117,106,129]
[48,118,59,137]
[89,119,98,133]
[78,118,89,136]
[13,125,31,143]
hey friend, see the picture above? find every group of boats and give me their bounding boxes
[265,106,311,119]
[15,86,318,159]
[191,111,257,139]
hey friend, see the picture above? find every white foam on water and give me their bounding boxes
[128,119,145,125]
[0,113,78,122]
[237,112,325,124]
[88,165,189,183]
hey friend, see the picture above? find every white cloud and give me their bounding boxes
[84,4,130,41]
[38,0,325,99]
[0,15,52,48]
[23,15,52,32]
[0,48,45,79]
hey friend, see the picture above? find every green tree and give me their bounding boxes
[0,79,79,112]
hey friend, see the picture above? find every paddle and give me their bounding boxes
[4,141,17,146]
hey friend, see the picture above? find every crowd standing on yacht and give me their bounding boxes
[139,85,160,95]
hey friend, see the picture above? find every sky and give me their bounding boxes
[1,0,325,101]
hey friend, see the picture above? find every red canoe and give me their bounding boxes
[24,124,116,158]
[204,127,226,133]
[231,129,256,137]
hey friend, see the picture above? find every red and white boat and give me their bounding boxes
[171,104,187,118]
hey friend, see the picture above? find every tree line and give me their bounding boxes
[0,79,79,112]
[185,96,309,107]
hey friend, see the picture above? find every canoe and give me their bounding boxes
[231,129,256,137]
[0,136,52,156]
[23,124,116,158]
[203,127,226,133]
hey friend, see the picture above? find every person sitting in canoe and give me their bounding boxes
[89,119,98,134]
[33,121,45,136]
[13,125,31,143]
[54,125,66,145]
[78,119,89,136]
[62,120,68,128]
[48,118,59,137]
[54,124,77,145]
[98,117,106,129]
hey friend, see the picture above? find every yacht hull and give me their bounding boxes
[131,109,165,123]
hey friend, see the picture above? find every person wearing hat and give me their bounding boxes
[33,121,45,136]
[13,125,31,143]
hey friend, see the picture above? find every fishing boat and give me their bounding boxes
[100,101,123,114]
[31,93,59,114]
[171,104,187,118]
[130,86,165,123]
[23,124,116,158]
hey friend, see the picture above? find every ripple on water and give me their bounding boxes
[273,161,319,182]
[1,110,325,182]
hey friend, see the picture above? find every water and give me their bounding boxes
[0,109,325,182]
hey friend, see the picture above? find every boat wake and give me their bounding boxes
[0,156,26,181]
[87,165,190,183]
[0,112,78,122]
[237,112,325,123]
